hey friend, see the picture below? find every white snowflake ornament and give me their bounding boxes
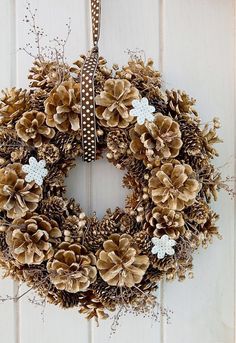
[151,235,176,259]
[130,97,155,125]
[22,157,48,186]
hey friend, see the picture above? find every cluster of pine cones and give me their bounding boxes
[0,54,222,321]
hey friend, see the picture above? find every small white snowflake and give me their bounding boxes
[22,157,48,186]
[151,235,176,259]
[130,97,155,125]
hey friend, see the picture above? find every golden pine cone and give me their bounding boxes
[63,214,86,243]
[37,144,60,164]
[10,147,29,163]
[43,167,65,197]
[45,79,81,132]
[133,230,152,255]
[53,131,82,158]
[47,242,97,293]
[146,207,185,239]
[116,58,161,89]
[30,89,48,111]
[200,211,219,247]
[0,163,42,219]
[16,110,55,147]
[166,89,196,115]
[0,88,30,125]
[186,199,210,225]
[201,124,222,157]
[96,233,149,287]
[84,209,121,251]
[0,252,23,281]
[106,130,129,160]
[66,198,83,217]
[79,296,109,320]
[28,59,70,89]
[39,196,67,223]
[179,120,203,157]
[6,212,62,265]
[130,114,183,166]
[95,79,139,128]
[148,161,199,210]
[0,128,25,162]
[0,232,7,251]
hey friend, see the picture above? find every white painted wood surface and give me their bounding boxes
[0,0,235,342]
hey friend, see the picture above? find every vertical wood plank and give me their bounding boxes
[15,1,90,342]
[163,1,235,342]
[92,1,162,342]
[0,1,17,343]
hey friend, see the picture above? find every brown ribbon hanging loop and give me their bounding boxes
[80,0,101,162]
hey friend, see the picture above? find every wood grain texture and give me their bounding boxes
[162,1,235,342]
[15,1,90,342]
[0,0,235,342]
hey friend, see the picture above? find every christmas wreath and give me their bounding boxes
[0,1,226,322]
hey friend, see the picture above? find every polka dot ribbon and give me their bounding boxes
[80,0,101,162]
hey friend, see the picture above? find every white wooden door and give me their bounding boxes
[0,0,235,342]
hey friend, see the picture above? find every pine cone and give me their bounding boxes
[0,232,8,252]
[123,158,148,190]
[200,211,219,247]
[201,124,222,157]
[130,114,183,166]
[57,290,86,308]
[179,120,203,158]
[119,213,137,233]
[30,89,48,111]
[37,144,60,164]
[47,242,97,293]
[10,147,29,164]
[0,163,42,219]
[39,196,67,223]
[186,199,210,225]
[84,213,117,252]
[43,167,65,197]
[66,198,82,216]
[148,160,199,210]
[166,89,196,116]
[95,79,139,128]
[45,79,81,132]
[63,214,86,243]
[0,128,24,162]
[0,88,30,125]
[146,207,185,239]
[97,233,149,287]
[16,111,55,147]
[106,130,129,160]
[52,131,82,158]
[28,59,70,89]
[84,208,133,252]
[133,230,152,256]
[79,295,109,320]
[116,58,162,93]
[0,253,24,281]
[6,212,62,264]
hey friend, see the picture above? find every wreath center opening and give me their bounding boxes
[65,158,129,218]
